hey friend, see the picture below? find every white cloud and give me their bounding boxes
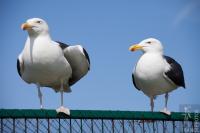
[173,1,200,26]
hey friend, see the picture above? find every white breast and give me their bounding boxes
[134,53,176,97]
[21,37,72,86]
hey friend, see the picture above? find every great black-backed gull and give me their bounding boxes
[17,18,90,115]
[129,38,185,115]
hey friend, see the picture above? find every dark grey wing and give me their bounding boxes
[163,55,185,88]
[56,41,69,49]
[132,73,140,91]
[57,41,90,86]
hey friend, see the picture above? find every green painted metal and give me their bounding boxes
[0,109,199,121]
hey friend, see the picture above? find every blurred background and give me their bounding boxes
[0,0,199,112]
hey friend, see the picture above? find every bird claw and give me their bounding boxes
[160,108,171,115]
[56,106,70,115]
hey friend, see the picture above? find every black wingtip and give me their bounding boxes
[83,48,90,70]
[182,83,186,89]
[17,59,22,77]
[164,55,185,88]
[132,73,140,91]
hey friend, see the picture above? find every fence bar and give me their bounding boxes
[143,120,145,133]
[172,121,175,133]
[48,118,50,133]
[182,121,185,133]
[153,120,155,133]
[58,118,61,133]
[1,119,3,133]
[132,120,135,133]
[36,118,39,133]
[80,119,83,133]
[13,118,15,133]
[101,119,104,133]
[91,119,94,133]
[193,121,196,133]
[122,120,124,133]
[162,120,165,133]
[70,118,72,133]
[112,119,114,133]
[24,118,27,133]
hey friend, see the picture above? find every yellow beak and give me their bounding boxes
[129,44,143,51]
[21,23,32,30]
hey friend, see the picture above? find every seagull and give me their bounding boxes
[17,18,90,115]
[129,38,185,115]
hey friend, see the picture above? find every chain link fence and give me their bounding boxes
[0,109,199,133]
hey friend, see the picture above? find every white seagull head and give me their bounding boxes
[129,38,163,53]
[21,18,49,36]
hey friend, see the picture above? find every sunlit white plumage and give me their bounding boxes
[17,18,90,115]
[129,38,185,115]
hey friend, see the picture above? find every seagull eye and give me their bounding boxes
[36,20,42,24]
[147,41,151,44]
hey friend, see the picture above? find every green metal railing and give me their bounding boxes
[0,109,199,133]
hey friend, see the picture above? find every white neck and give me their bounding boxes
[28,33,52,45]
[143,50,163,55]
[23,33,52,62]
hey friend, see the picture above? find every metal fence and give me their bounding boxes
[0,109,199,133]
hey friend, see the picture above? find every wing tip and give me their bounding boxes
[182,82,186,88]
[132,73,140,91]
[82,47,91,70]
[17,58,22,77]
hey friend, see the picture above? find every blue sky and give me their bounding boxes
[0,0,199,112]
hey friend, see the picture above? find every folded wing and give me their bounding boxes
[57,41,90,86]
[163,55,185,88]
